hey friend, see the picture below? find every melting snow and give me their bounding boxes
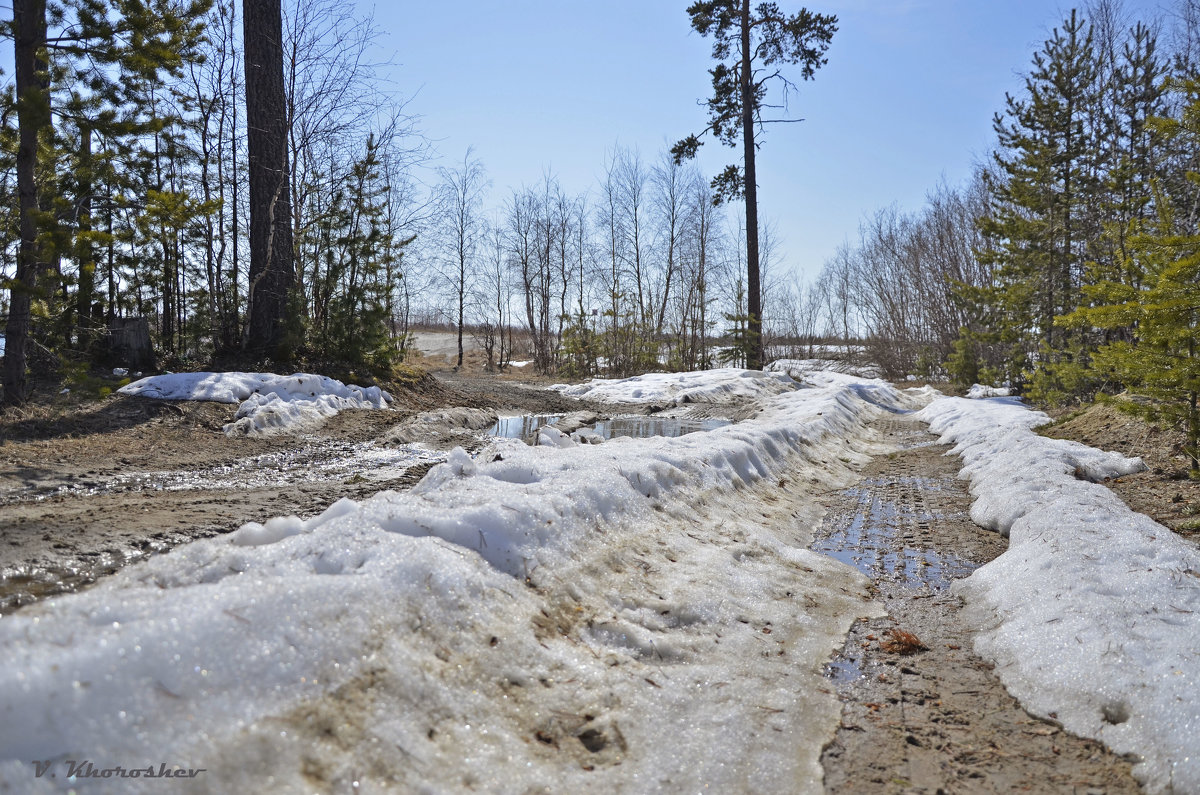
[5,370,1198,792]
[0,371,904,793]
[965,383,1012,399]
[550,367,797,405]
[919,396,1199,793]
[118,372,391,436]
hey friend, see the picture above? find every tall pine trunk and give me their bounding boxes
[740,0,762,370]
[3,0,49,406]
[243,0,294,358]
[75,126,95,349]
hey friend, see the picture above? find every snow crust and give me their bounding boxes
[919,396,1200,793]
[551,367,797,404]
[0,371,919,792]
[118,372,391,436]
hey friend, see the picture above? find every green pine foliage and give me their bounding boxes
[302,137,409,375]
[977,10,1101,397]
[1066,77,1200,474]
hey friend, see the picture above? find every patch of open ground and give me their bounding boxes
[816,417,1139,793]
[1040,400,1200,544]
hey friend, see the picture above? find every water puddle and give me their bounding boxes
[589,416,731,439]
[0,549,165,617]
[485,415,565,438]
[824,656,865,683]
[812,475,979,591]
[485,414,731,441]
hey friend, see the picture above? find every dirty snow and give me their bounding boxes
[0,370,913,793]
[919,396,1200,793]
[551,367,797,405]
[118,372,391,437]
[7,369,1196,792]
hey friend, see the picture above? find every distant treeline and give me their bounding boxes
[818,0,1200,470]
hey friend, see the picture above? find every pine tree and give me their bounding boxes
[673,0,836,370]
[1068,77,1200,475]
[2,0,209,404]
[243,0,294,360]
[305,137,405,373]
[979,10,1102,401]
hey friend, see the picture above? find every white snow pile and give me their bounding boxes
[965,383,1012,399]
[0,370,922,793]
[118,372,391,436]
[919,396,1200,793]
[550,367,797,405]
[767,358,883,381]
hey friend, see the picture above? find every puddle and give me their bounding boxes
[0,554,150,616]
[485,415,565,439]
[824,657,864,682]
[485,414,731,441]
[812,475,979,590]
[589,416,731,439]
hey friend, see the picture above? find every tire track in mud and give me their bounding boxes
[815,417,1139,794]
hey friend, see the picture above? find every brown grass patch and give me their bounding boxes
[880,628,928,655]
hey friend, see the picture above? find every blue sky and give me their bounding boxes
[358,1,1166,282]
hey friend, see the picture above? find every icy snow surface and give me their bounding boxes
[118,372,391,436]
[550,366,797,405]
[0,370,922,793]
[919,396,1200,793]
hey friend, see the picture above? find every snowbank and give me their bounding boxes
[965,383,1012,399]
[919,396,1200,793]
[550,367,797,405]
[0,371,919,793]
[118,372,391,436]
[767,358,883,381]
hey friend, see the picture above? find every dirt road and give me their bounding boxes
[0,375,597,615]
[0,373,1158,790]
[815,416,1139,793]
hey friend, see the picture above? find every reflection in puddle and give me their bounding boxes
[485,415,564,439]
[486,414,731,441]
[825,657,864,682]
[589,416,731,439]
[812,476,979,590]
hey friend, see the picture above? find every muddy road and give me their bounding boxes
[815,417,1139,793]
[0,375,603,614]
[0,372,1156,791]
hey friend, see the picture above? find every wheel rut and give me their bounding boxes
[815,416,1139,794]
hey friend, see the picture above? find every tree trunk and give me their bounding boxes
[243,0,295,358]
[75,126,96,350]
[3,0,49,407]
[740,0,762,370]
[107,317,157,371]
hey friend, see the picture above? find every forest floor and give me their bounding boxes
[0,356,1195,791]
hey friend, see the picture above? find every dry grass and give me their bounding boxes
[880,628,928,655]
